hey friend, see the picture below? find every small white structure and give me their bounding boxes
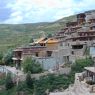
[90,47,95,58]
[49,92,64,95]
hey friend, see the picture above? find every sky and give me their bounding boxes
[0,0,95,24]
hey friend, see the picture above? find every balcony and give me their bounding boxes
[90,23,95,27]
[12,57,23,61]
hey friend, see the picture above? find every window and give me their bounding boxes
[72,45,83,49]
[35,52,38,57]
[47,51,52,57]
[71,51,74,55]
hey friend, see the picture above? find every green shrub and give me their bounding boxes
[71,58,94,73]
[22,57,43,74]
[3,50,13,65]
[16,81,26,91]
[26,72,33,88]
[29,38,34,43]
[0,52,3,64]
[5,73,14,90]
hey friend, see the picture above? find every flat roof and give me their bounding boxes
[13,48,23,52]
[78,30,95,33]
[67,35,95,40]
[49,92,64,95]
[84,67,95,73]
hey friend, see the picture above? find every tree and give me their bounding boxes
[16,81,26,92]
[29,38,34,43]
[0,52,3,64]
[5,73,14,90]
[47,34,52,38]
[22,57,43,74]
[25,71,33,88]
[3,50,13,65]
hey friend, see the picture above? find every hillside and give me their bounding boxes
[0,16,76,53]
[0,23,61,53]
[1,10,94,53]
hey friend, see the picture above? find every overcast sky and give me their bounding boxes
[0,0,95,24]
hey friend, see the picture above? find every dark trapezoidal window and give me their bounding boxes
[72,45,83,49]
